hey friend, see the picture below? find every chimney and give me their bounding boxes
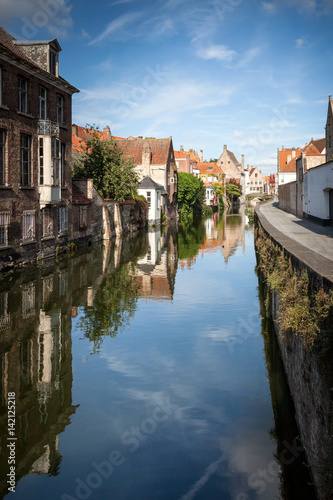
[180,145,184,152]
[223,144,227,152]
[138,136,143,139]
[292,150,296,158]
[103,125,111,139]
[142,141,151,176]
[186,152,190,173]
[200,150,203,163]
[282,145,284,151]
[72,124,78,137]
[241,154,244,171]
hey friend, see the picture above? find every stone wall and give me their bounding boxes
[278,181,297,215]
[255,211,333,500]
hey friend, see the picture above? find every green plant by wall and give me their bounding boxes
[255,224,333,349]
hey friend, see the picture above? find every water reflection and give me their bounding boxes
[0,213,317,499]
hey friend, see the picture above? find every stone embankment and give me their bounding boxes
[255,201,333,500]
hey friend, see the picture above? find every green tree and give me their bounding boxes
[177,172,206,221]
[212,183,225,212]
[226,182,242,200]
[73,126,139,201]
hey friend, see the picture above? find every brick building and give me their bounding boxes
[0,27,79,270]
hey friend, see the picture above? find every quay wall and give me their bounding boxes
[255,206,333,500]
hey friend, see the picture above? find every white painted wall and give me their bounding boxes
[138,187,161,225]
[278,172,296,187]
[303,161,333,221]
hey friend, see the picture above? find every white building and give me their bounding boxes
[137,176,165,226]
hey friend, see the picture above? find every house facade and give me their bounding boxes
[116,137,178,219]
[0,27,79,270]
[247,167,264,195]
[137,176,164,225]
[276,146,302,187]
[174,146,199,174]
[216,145,245,203]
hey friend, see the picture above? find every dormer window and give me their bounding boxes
[49,51,58,76]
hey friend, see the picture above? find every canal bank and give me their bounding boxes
[255,201,333,500]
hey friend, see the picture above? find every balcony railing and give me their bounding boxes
[37,120,60,138]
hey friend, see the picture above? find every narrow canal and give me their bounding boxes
[0,208,316,500]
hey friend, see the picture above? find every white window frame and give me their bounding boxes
[146,191,151,208]
[22,210,35,241]
[59,207,68,233]
[52,138,60,186]
[20,134,31,186]
[39,86,47,120]
[18,77,28,114]
[0,129,6,186]
[0,212,10,247]
[56,95,64,125]
[42,209,53,237]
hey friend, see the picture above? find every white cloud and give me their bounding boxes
[88,12,141,45]
[1,0,73,39]
[296,37,305,48]
[262,2,277,13]
[238,46,263,67]
[197,44,237,62]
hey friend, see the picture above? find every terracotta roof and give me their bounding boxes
[116,138,172,165]
[0,27,39,66]
[196,162,223,175]
[174,150,198,163]
[278,148,302,171]
[302,143,322,156]
[309,137,325,153]
[72,184,92,205]
[72,124,124,152]
[280,157,297,173]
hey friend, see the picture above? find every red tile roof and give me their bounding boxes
[72,124,124,152]
[0,27,39,66]
[281,157,297,173]
[278,147,302,172]
[309,137,325,153]
[302,143,322,156]
[116,138,173,166]
[174,150,198,162]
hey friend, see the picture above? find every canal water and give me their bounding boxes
[0,208,316,500]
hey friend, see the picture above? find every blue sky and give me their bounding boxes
[2,0,333,175]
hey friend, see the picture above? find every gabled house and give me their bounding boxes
[196,161,225,208]
[116,137,178,219]
[248,167,264,194]
[137,176,165,225]
[216,145,245,202]
[0,26,79,270]
[277,146,303,187]
[174,146,199,174]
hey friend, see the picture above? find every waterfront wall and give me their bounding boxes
[255,208,333,500]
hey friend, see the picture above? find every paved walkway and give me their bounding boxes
[256,201,333,284]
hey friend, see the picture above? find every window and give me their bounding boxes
[52,138,60,186]
[59,207,68,233]
[80,205,88,229]
[146,191,151,208]
[56,95,64,125]
[0,130,6,185]
[0,292,10,330]
[42,209,53,237]
[22,210,35,240]
[39,138,44,185]
[0,212,10,247]
[61,143,66,186]
[20,134,31,186]
[207,166,212,171]
[50,51,57,76]
[39,87,47,119]
[18,77,28,113]
[22,284,35,317]
[255,173,258,177]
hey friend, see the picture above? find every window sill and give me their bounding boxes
[0,185,12,189]
[41,235,55,241]
[21,239,37,246]
[17,111,34,119]
[58,231,68,236]
[0,105,9,111]
[19,185,35,190]
[0,245,11,250]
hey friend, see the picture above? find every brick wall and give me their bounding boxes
[278,181,297,215]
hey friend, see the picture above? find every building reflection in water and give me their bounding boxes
[179,206,248,270]
[0,265,77,498]
[134,226,178,300]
